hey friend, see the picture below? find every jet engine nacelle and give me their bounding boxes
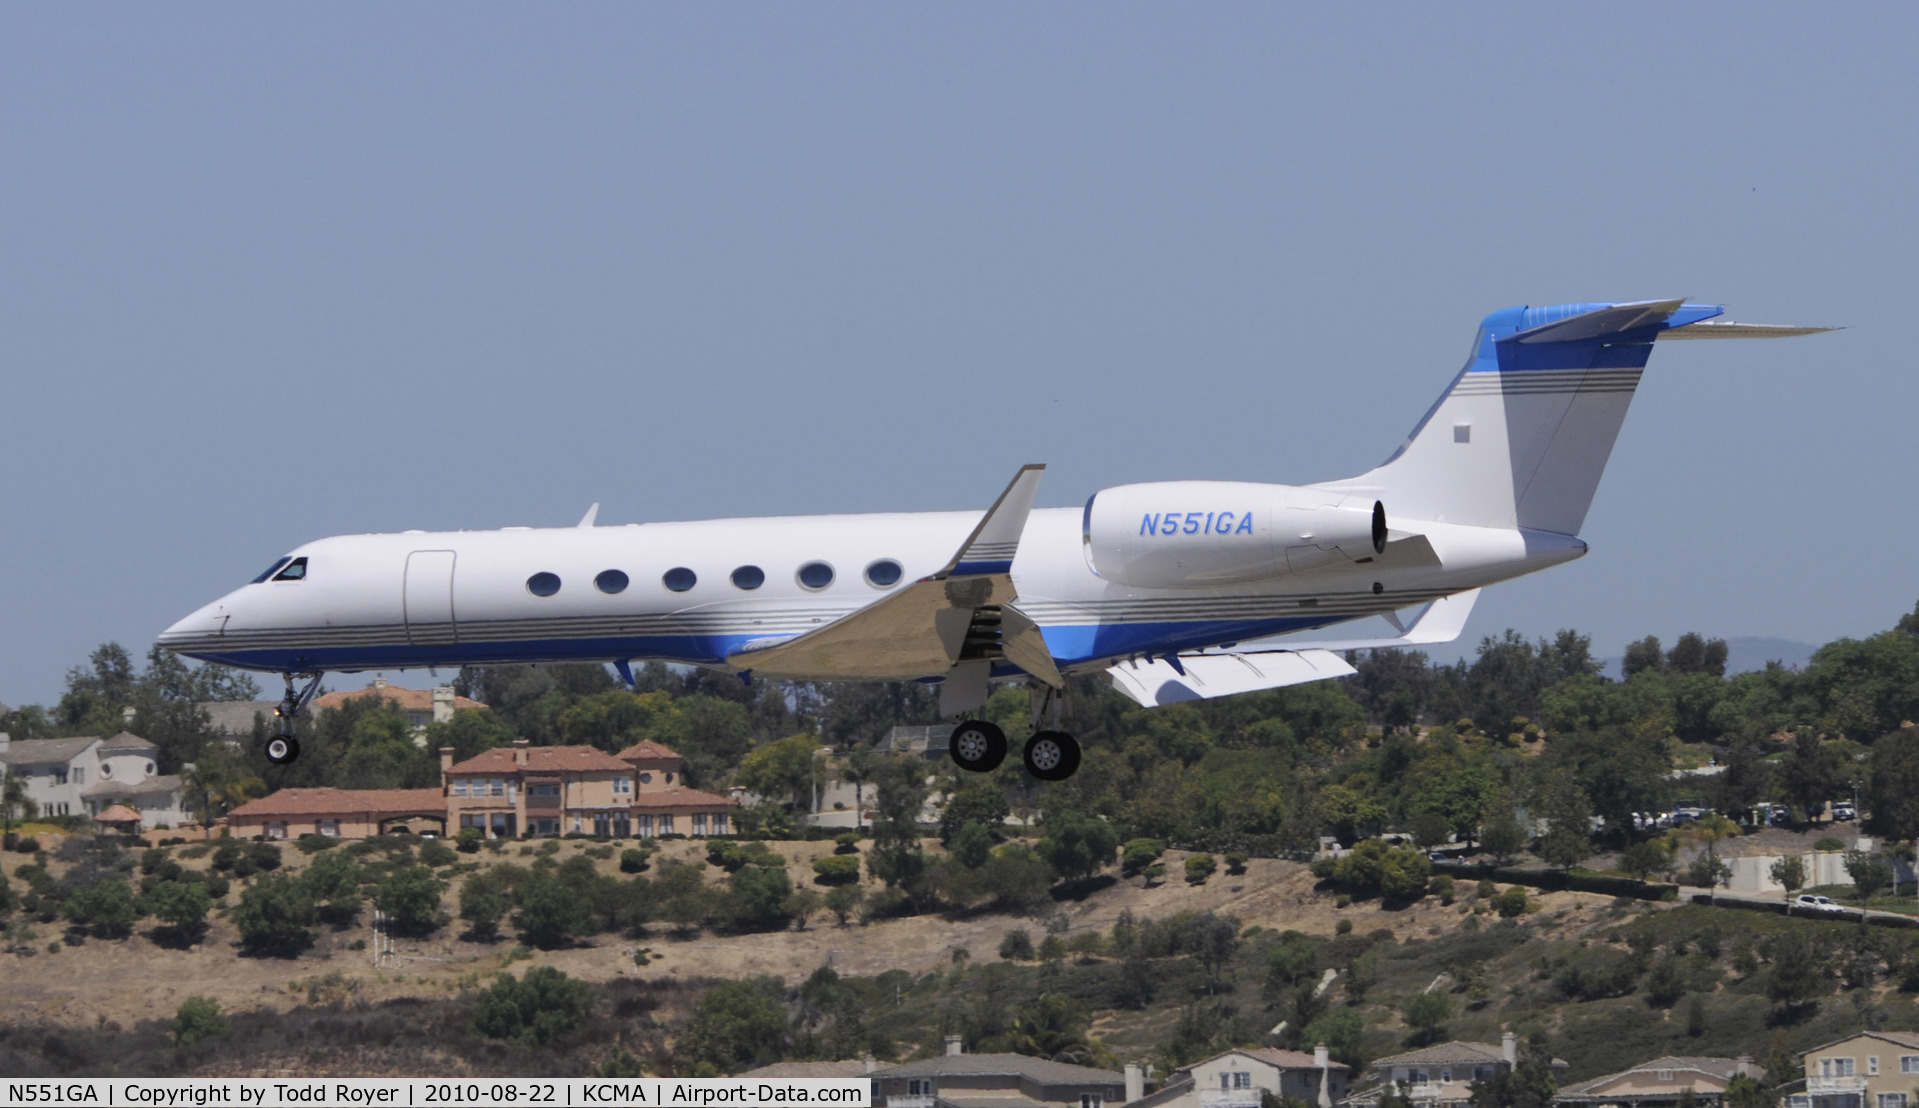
[1082,480,1385,588]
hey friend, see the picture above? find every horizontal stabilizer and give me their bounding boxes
[1657,320,1839,340]
[1108,648,1356,707]
[1230,588,1482,654]
[1507,299,1704,344]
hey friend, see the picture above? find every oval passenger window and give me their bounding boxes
[662,567,697,592]
[595,569,629,594]
[526,572,561,597]
[731,565,765,590]
[798,562,834,589]
[865,559,904,587]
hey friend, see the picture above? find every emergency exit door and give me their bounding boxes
[404,550,458,646]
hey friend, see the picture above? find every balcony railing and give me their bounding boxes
[887,1095,936,1108]
[1200,1090,1263,1108]
[1807,1077,1867,1094]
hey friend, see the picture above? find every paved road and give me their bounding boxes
[1690,891,1919,928]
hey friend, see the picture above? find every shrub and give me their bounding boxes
[1000,928,1036,961]
[834,832,861,854]
[170,996,229,1047]
[1122,838,1165,876]
[1224,850,1249,875]
[1185,853,1217,885]
[1814,836,1846,853]
[301,850,364,925]
[232,872,316,955]
[456,828,484,854]
[728,863,794,931]
[1335,918,1353,935]
[1491,886,1530,918]
[1431,875,1456,905]
[419,839,459,868]
[11,836,41,854]
[619,848,650,874]
[811,855,861,885]
[471,966,595,1046]
[293,834,338,855]
[248,841,283,872]
[1311,838,1430,901]
[824,883,863,926]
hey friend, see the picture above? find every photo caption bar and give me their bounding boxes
[9,1079,873,1108]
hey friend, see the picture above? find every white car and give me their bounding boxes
[1792,894,1846,915]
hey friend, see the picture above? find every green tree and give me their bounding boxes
[1037,810,1119,883]
[232,872,317,955]
[1000,928,1036,961]
[1301,1009,1364,1067]
[1782,732,1846,820]
[1534,770,1594,871]
[1845,849,1893,900]
[1770,855,1807,901]
[1185,853,1217,885]
[736,734,822,811]
[1867,729,1919,840]
[812,854,861,884]
[729,862,795,932]
[1121,838,1165,876]
[940,778,1012,845]
[1479,791,1528,864]
[1620,840,1671,885]
[471,966,596,1046]
[680,977,790,1075]
[422,708,516,764]
[375,864,445,936]
[2,769,40,841]
[1722,1075,1767,1108]
[301,849,364,925]
[170,996,230,1047]
[515,870,595,949]
[1008,992,1095,1063]
[144,879,211,943]
[459,870,516,941]
[1401,991,1452,1045]
[864,759,929,898]
[63,877,139,938]
[1765,930,1830,1015]
[823,883,863,927]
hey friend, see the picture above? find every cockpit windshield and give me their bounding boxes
[251,557,292,584]
[250,556,309,584]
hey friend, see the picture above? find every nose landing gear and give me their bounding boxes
[267,671,324,765]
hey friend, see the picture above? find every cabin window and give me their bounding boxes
[527,572,562,597]
[273,557,309,581]
[731,565,765,590]
[252,556,293,583]
[663,567,697,592]
[798,561,835,590]
[595,569,630,594]
[865,559,903,587]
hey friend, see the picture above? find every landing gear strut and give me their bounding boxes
[946,684,1083,780]
[268,671,324,765]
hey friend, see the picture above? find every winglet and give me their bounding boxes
[936,464,1045,578]
[578,503,600,528]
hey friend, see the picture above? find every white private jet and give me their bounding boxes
[160,300,1830,774]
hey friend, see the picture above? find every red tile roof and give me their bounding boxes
[95,804,143,824]
[447,745,633,774]
[314,681,484,715]
[616,740,682,762]
[633,784,735,810]
[229,788,446,818]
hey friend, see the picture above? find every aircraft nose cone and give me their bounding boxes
[158,600,229,649]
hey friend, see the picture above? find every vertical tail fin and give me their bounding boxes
[1338,300,1742,534]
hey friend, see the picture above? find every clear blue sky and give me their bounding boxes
[4,6,1915,707]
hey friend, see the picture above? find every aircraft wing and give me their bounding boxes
[725,465,1051,683]
[1104,589,1480,707]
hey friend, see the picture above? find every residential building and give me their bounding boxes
[616,739,735,837]
[227,787,448,839]
[1555,1056,1761,1108]
[873,1037,1135,1108]
[198,700,282,741]
[445,741,636,838]
[0,731,190,829]
[877,725,953,761]
[1791,1031,1919,1108]
[1135,1047,1349,1108]
[1346,1036,1567,1108]
[314,677,483,732]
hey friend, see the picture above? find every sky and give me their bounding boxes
[3,6,1916,708]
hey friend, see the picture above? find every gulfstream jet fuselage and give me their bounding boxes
[160,300,1830,773]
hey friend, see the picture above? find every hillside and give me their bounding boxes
[6,829,1918,1081]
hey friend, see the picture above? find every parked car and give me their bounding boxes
[1831,802,1858,821]
[1792,894,1846,915]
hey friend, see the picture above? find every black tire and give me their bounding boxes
[1023,730,1080,781]
[949,720,1007,773]
[266,736,300,765]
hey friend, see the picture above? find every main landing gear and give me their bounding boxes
[948,719,1082,781]
[267,671,324,765]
